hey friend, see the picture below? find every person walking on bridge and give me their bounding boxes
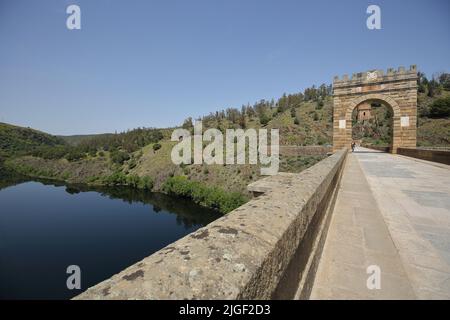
[351,141,356,152]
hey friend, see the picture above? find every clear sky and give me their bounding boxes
[0,0,449,135]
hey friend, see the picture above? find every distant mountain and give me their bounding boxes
[0,122,66,160]
[58,133,114,146]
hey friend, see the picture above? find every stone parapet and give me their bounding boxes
[333,65,417,89]
[398,148,450,165]
[279,145,332,157]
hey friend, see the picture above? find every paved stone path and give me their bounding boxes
[311,148,450,299]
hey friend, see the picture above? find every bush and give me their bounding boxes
[429,96,450,118]
[65,150,85,162]
[290,108,296,118]
[152,143,162,151]
[103,172,153,190]
[110,150,130,164]
[162,176,247,214]
[126,174,140,188]
[317,100,324,109]
[313,112,319,121]
[103,171,127,185]
[32,145,70,160]
[259,114,270,126]
[128,157,137,169]
[138,176,153,190]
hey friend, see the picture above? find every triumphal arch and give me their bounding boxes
[332,65,418,153]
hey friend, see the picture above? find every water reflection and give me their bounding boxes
[0,168,221,299]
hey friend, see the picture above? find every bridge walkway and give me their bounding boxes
[311,147,450,299]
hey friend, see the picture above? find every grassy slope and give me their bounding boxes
[417,90,450,147]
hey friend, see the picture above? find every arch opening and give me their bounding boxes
[351,99,394,152]
[343,94,402,154]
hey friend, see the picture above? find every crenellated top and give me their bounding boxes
[333,65,418,86]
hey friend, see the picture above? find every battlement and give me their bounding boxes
[333,65,417,85]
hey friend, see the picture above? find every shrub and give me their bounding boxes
[126,174,140,188]
[317,100,324,109]
[259,114,270,126]
[429,96,450,118]
[313,112,319,121]
[128,157,137,169]
[103,171,127,185]
[110,150,130,164]
[152,143,162,151]
[290,108,296,118]
[65,150,85,162]
[162,176,247,214]
[138,176,153,190]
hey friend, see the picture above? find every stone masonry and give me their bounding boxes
[333,66,418,153]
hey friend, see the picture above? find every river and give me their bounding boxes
[0,172,221,299]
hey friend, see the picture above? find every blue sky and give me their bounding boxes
[0,0,449,135]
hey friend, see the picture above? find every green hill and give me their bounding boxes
[0,122,66,161]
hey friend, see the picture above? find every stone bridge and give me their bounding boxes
[75,147,450,300]
[75,66,450,300]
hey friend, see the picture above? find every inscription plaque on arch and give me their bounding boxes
[401,116,410,127]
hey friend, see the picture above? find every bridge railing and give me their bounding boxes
[75,149,348,300]
[397,148,450,165]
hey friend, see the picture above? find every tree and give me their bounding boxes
[417,72,428,93]
[317,99,324,109]
[259,114,270,126]
[439,73,450,90]
[182,117,193,130]
[238,113,246,129]
[111,150,130,164]
[290,107,296,118]
[152,143,162,151]
[428,79,441,97]
[429,96,450,118]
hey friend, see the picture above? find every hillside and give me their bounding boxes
[3,73,449,212]
[0,122,66,161]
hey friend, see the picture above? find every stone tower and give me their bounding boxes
[356,102,372,122]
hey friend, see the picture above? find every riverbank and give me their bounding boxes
[3,156,248,214]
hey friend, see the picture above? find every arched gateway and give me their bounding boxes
[332,65,418,153]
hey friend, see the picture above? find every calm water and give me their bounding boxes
[0,172,221,299]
